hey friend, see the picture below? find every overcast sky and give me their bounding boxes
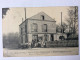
[2,7,69,35]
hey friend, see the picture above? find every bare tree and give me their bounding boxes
[66,6,78,34]
[64,6,78,40]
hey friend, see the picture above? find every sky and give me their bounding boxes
[2,7,69,35]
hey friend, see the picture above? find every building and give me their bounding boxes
[19,12,67,48]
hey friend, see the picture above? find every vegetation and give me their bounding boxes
[56,6,78,40]
[3,33,20,49]
[2,8,9,18]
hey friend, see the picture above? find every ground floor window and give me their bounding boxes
[44,34,48,41]
[38,36,43,42]
[32,35,38,42]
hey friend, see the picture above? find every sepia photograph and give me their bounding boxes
[2,6,79,57]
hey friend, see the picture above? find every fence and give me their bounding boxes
[46,40,78,47]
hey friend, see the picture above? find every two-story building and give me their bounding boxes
[19,12,57,47]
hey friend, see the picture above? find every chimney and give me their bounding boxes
[61,12,63,40]
[24,8,26,20]
[61,12,62,27]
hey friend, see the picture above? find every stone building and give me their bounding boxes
[19,12,67,47]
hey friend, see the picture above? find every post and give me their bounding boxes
[24,8,29,47]
[24,8,26,20]
[61,12,63,40]
[61,12,62,27]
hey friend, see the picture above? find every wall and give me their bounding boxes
[28,34,32,43]
[28,12,55,21]
[27,20,56,34]
[46,40,78,47]
[19,21,26,44]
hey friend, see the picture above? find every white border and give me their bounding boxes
[0,0,80,60]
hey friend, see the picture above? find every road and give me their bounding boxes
[3,47,78,57]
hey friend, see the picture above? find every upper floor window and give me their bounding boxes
[42,24,47,32]
[31,23,38,32]
[41,15,45,20]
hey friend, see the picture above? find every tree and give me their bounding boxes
[65,6,78,39]
[3,32,20,49]
[66,6,78,34]
[2,8,9,19]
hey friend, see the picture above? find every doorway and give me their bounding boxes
[51,34,54,41]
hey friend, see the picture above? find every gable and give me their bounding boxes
[28,12,55,21]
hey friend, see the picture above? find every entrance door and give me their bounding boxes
[51,34,54,41]
[32,35,38,47]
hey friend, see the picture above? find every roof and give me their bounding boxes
[27,12,56,21]
[19,12,56,26]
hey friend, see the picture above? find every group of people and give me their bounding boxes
[31,38,46,48]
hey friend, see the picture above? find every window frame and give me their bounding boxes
[31,23,38,32]
[42,24,47,32]
[41,15,45,20]
[32,34,38,42]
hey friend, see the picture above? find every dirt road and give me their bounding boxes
[3,47,78,57]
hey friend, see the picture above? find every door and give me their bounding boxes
[32,35,38,47]
[51,34,54,41]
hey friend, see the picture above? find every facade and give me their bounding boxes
[19,12,67,47]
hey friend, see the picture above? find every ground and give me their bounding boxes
[3,47,78,57]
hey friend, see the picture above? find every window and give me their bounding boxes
[41,15,45,20]
[42,24,47,32]
[44,34,48,41]
[31,23,38,32]
[32,35,38,42]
